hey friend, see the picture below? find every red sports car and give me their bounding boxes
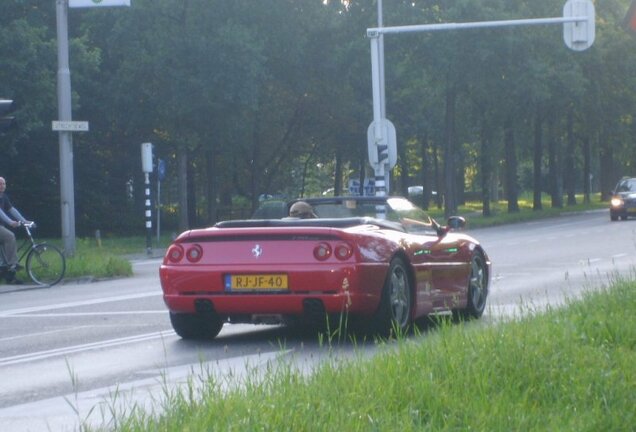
[160,196,490,339]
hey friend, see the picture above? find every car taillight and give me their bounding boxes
[334,243,353,260]
[313,242,332,261]
[167,244,184,263]
[186,244,203,263]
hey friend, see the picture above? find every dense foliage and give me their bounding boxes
[0,0,634,236]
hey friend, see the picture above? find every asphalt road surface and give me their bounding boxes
[0,209,633,431]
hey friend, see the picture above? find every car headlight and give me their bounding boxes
[611,197,624,208]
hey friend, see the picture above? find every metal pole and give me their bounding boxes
[377,0,385,119]
[370,36,387,219]
[145,173,152,256]
[367,16,588,36]
[377,0,390,194]
[55,0,76,256]
[156,175,161,245]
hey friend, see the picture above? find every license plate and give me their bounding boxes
[225,274,288,291]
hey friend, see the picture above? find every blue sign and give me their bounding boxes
[157,159,167,181]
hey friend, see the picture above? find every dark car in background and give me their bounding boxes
[610,177,636,221]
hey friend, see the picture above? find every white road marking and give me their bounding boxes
[0,291,160,317]
[0,326,95,343]
[0,330,175,367]
[2,310,167,318]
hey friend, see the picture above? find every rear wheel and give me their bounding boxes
[372,257,412,337]
[170,312,224,340]
[454,252,489,320]
[26,243,66,286]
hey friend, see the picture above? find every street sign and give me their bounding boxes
[52,120,89,132]
[563,0,595,51]
[69,0,131,8]
[367,118,397,169]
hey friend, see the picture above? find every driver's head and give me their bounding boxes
[289,201,317,219]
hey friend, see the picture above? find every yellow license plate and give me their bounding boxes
[225,274,288,291]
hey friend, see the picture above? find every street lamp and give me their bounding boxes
[54,0,130,256]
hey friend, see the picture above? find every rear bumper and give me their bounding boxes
[164,290,378,316]
[160,262,387,317]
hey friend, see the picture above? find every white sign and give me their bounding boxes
[52,121,89,132]
[69,0,131,8]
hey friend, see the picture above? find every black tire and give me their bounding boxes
[455,251,489,320]
[371,257,412,337]
[170,312,224,340]
[610,215,618,221]
[26,243,66,286]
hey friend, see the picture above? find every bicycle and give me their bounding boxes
[0,222,66,286]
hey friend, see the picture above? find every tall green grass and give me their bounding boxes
[99,278,635,432]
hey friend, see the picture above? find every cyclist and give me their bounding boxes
[0,177,33,284]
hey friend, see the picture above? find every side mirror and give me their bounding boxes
[446,216,466,230]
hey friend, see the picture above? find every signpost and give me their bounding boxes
[367,0,595,214]
[141,143,153,256]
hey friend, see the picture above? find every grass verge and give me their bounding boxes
[102,278,635,431]
[427,192,607,228]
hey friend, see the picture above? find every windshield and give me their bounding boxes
[309,197,436,234]
[616,179,636,193]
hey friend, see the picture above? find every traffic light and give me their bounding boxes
[0,99,16,133]
[624,0,636,34]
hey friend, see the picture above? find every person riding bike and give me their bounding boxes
[0,177,34,284]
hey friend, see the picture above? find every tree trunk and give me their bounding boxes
[419,132,430,210]
[205,148,218,225]
[443,84,457,217]
[565,108,577,206]
[250,113,262,212]
[187,155,197,227]
[398,130,408,196]
[547,115,563,208]
[177,148,189,232]
[533,109,543,211]
[583,135,591,204]
[599,132,614,202]
[334,149,343,196]
[433,142,443,209]
[480,121,492,217]
[504,118,519,213]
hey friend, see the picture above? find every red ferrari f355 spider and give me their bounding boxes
[160,196,490,339]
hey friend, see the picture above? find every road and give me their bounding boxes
[0,209,634,431]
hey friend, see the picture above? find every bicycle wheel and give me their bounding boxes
[26,243,66,286]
